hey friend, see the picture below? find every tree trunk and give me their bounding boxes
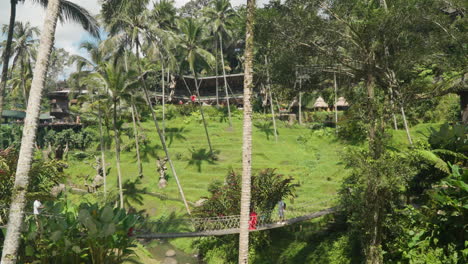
[265,56,278,142]
[238,0,255,262]
[113,99,124,208]
[299,91,302,125]
[1,1,60,263]
[366,74,381,159]
[400,105,413,145]
[389,87,398,130]
[21,62,28,107]
[333,72,338,134]
[97,96,107,198]
[131,102,143,177]
[192,71,214,155]
[0,0,17,118]
[215,39,219,107]
[460,91,468,124]
[162,64,166,137]
[219,34,232,128]
[136,43,191,215]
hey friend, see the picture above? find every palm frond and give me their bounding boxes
[33,0,100,38]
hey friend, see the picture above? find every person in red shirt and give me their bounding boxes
[190,94,197,102]
[249,211,258,230]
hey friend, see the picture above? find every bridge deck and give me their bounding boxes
[136,207,336,239]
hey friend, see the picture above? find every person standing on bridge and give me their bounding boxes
[249,210,258,230]
[278,200,286,223]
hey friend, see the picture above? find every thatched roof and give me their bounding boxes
[335,97,349,107]
[313,96,329,108]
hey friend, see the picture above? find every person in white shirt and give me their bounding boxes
[33,200,43,215]
[33,200,44,230]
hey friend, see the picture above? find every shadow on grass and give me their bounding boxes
[254,121,277,140]
[140,143,162,162]
[186,147,219,172]
[123,177,148,209]
[165,127,189,147]
[143,192,196,207]
[139,211,193,234]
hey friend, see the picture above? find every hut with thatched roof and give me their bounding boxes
[313,96,329,110]
[334,97,349,110]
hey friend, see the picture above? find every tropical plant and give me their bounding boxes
[195,169,297,263]
[1,1,62,262]
[92,62,139,208]
[1,22,39,107]
[10,201,140,263]
[0,0,100,117]
[205,0,238,127]
[177,17,216,155]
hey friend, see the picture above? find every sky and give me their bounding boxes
[0,0,269,60]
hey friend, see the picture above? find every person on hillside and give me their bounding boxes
[278,200,286,223]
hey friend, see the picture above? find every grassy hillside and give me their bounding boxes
[66,109,347,219]
[64,107,440,263]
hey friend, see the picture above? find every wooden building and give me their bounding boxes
[153,73,245,106]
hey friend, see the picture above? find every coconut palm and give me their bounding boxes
[101,0,192,215]
[0,0,100,118]
[149,0,178,135]
[177,17,215,155]
[205,0,238,128]
[238,0,255,262]
[1,22,40,106]
[91,62,139,208]
[0,1,61,263]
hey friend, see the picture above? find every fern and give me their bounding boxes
[414,150,450,174]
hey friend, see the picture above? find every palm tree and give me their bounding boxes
[150,1,177,135]
[238,0,255,262]
[0,1,61,263]
[92,62,139,208]
[205,0,237,128]
[101,0,192,215]
[178,18,215,155]
[0,0,100,118]
[2,22,40,107]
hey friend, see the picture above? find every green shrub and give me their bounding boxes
[15,201,140,264]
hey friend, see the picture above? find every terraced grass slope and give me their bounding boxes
[66,110,347,219]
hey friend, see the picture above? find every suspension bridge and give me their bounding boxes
[0,199,337,239]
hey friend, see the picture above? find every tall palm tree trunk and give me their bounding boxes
[265,56,278,142]
[192,71,214,155]
[113,99,124,208]
[215,40,219,107]
[131,102,143,177]
[238,0,255,262]
[299,91,302,125]
[333,72,338,134]
[21,62,28,107]
[1,1,60,263]
[400,104,413,145]
[0,0,18,118]
[162,64,166,136]
[97,97,107,197]
[219,34,232,128]
[136,43,191,215]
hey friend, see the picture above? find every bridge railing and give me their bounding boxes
[136,197,337,234]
